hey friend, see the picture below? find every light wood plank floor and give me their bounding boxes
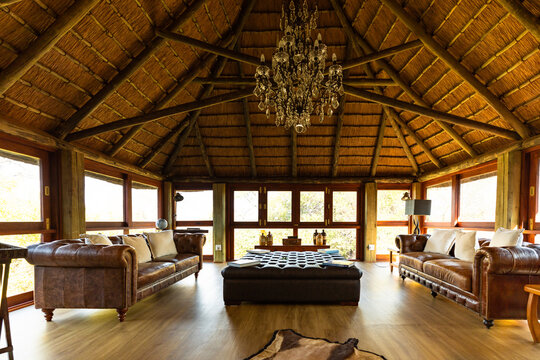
[8,262,540,359]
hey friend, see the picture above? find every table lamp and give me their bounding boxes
[405,199,431,235]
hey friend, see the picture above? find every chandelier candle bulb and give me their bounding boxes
[254,0,343,133]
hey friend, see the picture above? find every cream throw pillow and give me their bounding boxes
[489,227,524,247]
[454,231,478,262]
[83,233,113,246]
[424,229,457,254]
[122,236,152,263]
[144,230,178,258]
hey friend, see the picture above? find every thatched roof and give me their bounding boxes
[0,0,538,180]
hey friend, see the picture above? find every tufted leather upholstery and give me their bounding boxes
[395,234,429,253]
[398,235,540,323]
[26,232,205,322]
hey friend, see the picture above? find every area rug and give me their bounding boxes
[245,329,386,360]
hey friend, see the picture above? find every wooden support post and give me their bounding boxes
[387,112,419,175]
[163,181,174,230]
[344,86,519,140]
[53,0,207,139]
[195,122,214,177]
[291,130,297,177]
[370,113,387,177]
[58,150,85,239]
[495,150,522,229]
[237,60,257,178]
[330,0,477,157]
[0,0,100,95]
[496,0,540,42]
[213,183,226,262]
[364,182,377,262]
[380,0,531,139]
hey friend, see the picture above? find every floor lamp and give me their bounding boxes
[405,199,431,235]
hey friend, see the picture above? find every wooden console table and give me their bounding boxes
[255,245,330,252]
[0,243,28,360]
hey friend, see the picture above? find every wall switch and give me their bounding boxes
[367,244,375,251]
[215,244,222,251]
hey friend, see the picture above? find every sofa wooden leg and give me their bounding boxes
[400,275,406,280]
[42,309,54,321]
[194,271,199,279]
[431,291,438,298]
[116,308,128,322]
[483,319,494,329]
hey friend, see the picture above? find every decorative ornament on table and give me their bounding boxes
[155,218,168,231]
[254,0,343,133]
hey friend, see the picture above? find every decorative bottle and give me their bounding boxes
[267,231,273,246]
[316,232,323,246]
[313,230,318,245]
[259,230,267,246]
[322,229,327,245]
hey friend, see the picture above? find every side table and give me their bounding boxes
[388,246,400,274]
[524,284,540,343]
[0,243,28,360]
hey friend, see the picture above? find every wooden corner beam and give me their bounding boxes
[0,1,23,7]
[341,40,423,70]
[331,97,346,177]
[370,113,387,177]
[387,112,419,175]
[380,0,531,139]
[53,0,207,139]
[496,0,540,42]
[237,60,257,178]
[194,77,396,87]
[65,88,253,142]
[291,130,297,177]
[195,122,214,177]
[0,0,100,95]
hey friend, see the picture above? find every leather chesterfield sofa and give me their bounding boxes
[26,231,205,322]
[396,234,540,328]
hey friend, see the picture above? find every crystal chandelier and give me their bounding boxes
[253,0,344,134]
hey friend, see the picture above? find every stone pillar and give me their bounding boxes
[364,182,377,262]
[58,149,85,239]
[213,183,226,262]
[495,150,521,229]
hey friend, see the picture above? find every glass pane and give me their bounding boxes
[300,191,324,222]
[297,229,356,259]
[176,190,213,221]
[234,228,293,259]
[234,191,258,222]
[333,191,357,222]
[377,190,408,221]
[129,228,156,235]
[0,234,40,296]
[85,171,124,222]
[267,191,292,222]
[459,173,496,222]
[86,229,125,236]
[377,226,408,255]
[538,165,540,222]
[132,182,158,222]
[197,226,213,256]
[426,181,452,223]
[535,234,540,244]
[0,148,41,222]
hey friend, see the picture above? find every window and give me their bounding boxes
[425,181,452,223]
[333,191,357,223]
[234,191,258,222]
[459,172,496,222]
[300,191,324,222]
[298,228,357,260]
[85,171,124,222]
[234,228,292,259]
[267,191,292,222]
[376,186,410,256]
[132,182,158,222]
[176,189,213,256]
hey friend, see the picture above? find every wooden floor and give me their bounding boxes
[8,262,540,360]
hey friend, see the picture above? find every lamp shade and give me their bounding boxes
[405,199,432,216]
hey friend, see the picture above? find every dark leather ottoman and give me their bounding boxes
[221,251,362,305]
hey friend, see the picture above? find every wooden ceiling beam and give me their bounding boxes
[370,113,388,177]
[344,85,520,140]
[496,0,540,42]
[138,121,188,168]
[237,59,257,178]
[108,0,256,157]
[0,0,100,95]
[171,176,415,184]
[330,0,477,157]
[53,0,208,139]
[65,88,253,142]
[194,77,397,87]
[387,111,419,175]
[291,130,297,177]
[156,29,262,66]
[0,1,23,7]
[380,0,531,139]
[195,122,214,177]
[331,97,346,177]
[341,40,423,70]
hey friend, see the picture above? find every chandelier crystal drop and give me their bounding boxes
[253,0,344,134]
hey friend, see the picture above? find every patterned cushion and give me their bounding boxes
[241,251,342,269]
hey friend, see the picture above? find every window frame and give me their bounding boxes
[376,184,411,260]
[522,148,540,243]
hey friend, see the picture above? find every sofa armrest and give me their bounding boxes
[173,233,206,270]
[395,234,430,253]
[474,245,540,276]
[26,240,137,268]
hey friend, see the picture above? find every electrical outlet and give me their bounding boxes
[367,244,375,251]
[215,244,222,251]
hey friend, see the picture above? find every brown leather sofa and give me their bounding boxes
[26,232,205,322]
[396,234,540,328]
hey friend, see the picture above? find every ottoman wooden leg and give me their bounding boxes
[526,292,540,343]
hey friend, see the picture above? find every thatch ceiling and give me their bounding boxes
[0,0,538,180]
